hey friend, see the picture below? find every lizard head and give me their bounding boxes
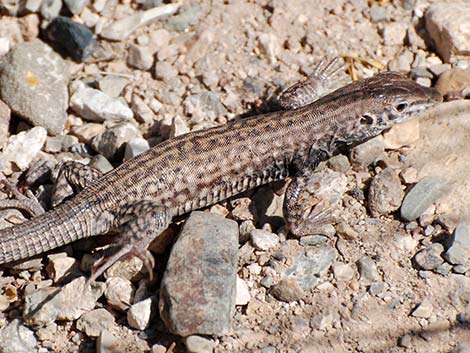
[345,71,442,142]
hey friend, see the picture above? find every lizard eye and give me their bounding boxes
[395,101,409,112]
[360,114,374,125]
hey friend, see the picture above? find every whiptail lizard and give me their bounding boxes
[0,67,442,281]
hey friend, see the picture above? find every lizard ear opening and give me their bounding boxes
[360,114,374,125]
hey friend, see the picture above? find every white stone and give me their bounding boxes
[105,277,134,311]
[0,127,47,174]
[250,229,279,251]
[70,85,133,122]
[101,3,181,41]
[235,276,250,306]
[127,297,154,330]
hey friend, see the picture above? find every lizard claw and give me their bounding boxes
[86,245,155,286]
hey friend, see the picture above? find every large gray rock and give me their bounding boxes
[159,211,238,336]
[0,39,69,135]
[400,176,448,221]
[0,319,37,353]
[426,3,470,63]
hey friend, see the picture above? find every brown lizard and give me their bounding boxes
[0,66,442,281]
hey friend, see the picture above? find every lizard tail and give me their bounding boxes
[0,200,92,264]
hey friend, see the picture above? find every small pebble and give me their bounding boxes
[400,176,448,221]
[127,297,155,330]
[357,256,381,282]
[250,229,279,251]
[185,335,215,353]
[414,243,444,271]
[235,276,250,306]
[411,299,433,318]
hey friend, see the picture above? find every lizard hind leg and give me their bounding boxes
[278,57,350,110]
[86,200,172,285]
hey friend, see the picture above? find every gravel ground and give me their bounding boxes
[1,0,470,352]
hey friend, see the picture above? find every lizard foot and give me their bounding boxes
[0,177,45,218]
[85,200,172,285]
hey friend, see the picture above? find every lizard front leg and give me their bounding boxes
[284,169,336,237]
[87,200,172,284]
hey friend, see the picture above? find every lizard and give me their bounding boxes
[0,64,442,282]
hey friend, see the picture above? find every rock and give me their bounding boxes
[382,119,420,149]
[258,32,281,64]
[105,256,148,281]
[400,176,448,221]
[414,243,444,271]
[89,154,114,174]
[131,94,155,124]
[435,67,470,98]
[350,135,384,167]
[45,16,98,62]
[154,60,178,82]
[305,168,348,207]
[333,262,355,281]
[0,39,68,134]
[184,335,215,353]
[235,276,250,306]
[70,83,134,122]
[23,277,105,326]
[400,167,418,184]
[0,319,37,353]
[388,49,414,72]
[368,168,404,216]
[169,115,190,137]
[97,330,122,353]
[299,235,329,246]
[98,75,129,98]
[411,299,433,318]
[271,279,305,302]
[45,255,79,283]
[124,137,150,161]
[101,3,181,41]
[357,256,381,282]
[326,154,350,173]
[369,3,390,22]
[286,247,336,290]
[443,223,470,266]
[0,126,47,175]
[434,262,452,276]
[40,0,61,20]
[76,308,115,337]
[159,211,238,336]
[184,92,227,123]
[165,3,202,31]
[128,44,154,71]
[104,277,134,311]
[0,294,10,311]
[0,98,10,146]
[91,122,141,159]
[127,297,156,330]
[398,334,413,348]
[425,3,470,63]
[381,22,407,46]
[250,229,279,251]
[64,0,88,14]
